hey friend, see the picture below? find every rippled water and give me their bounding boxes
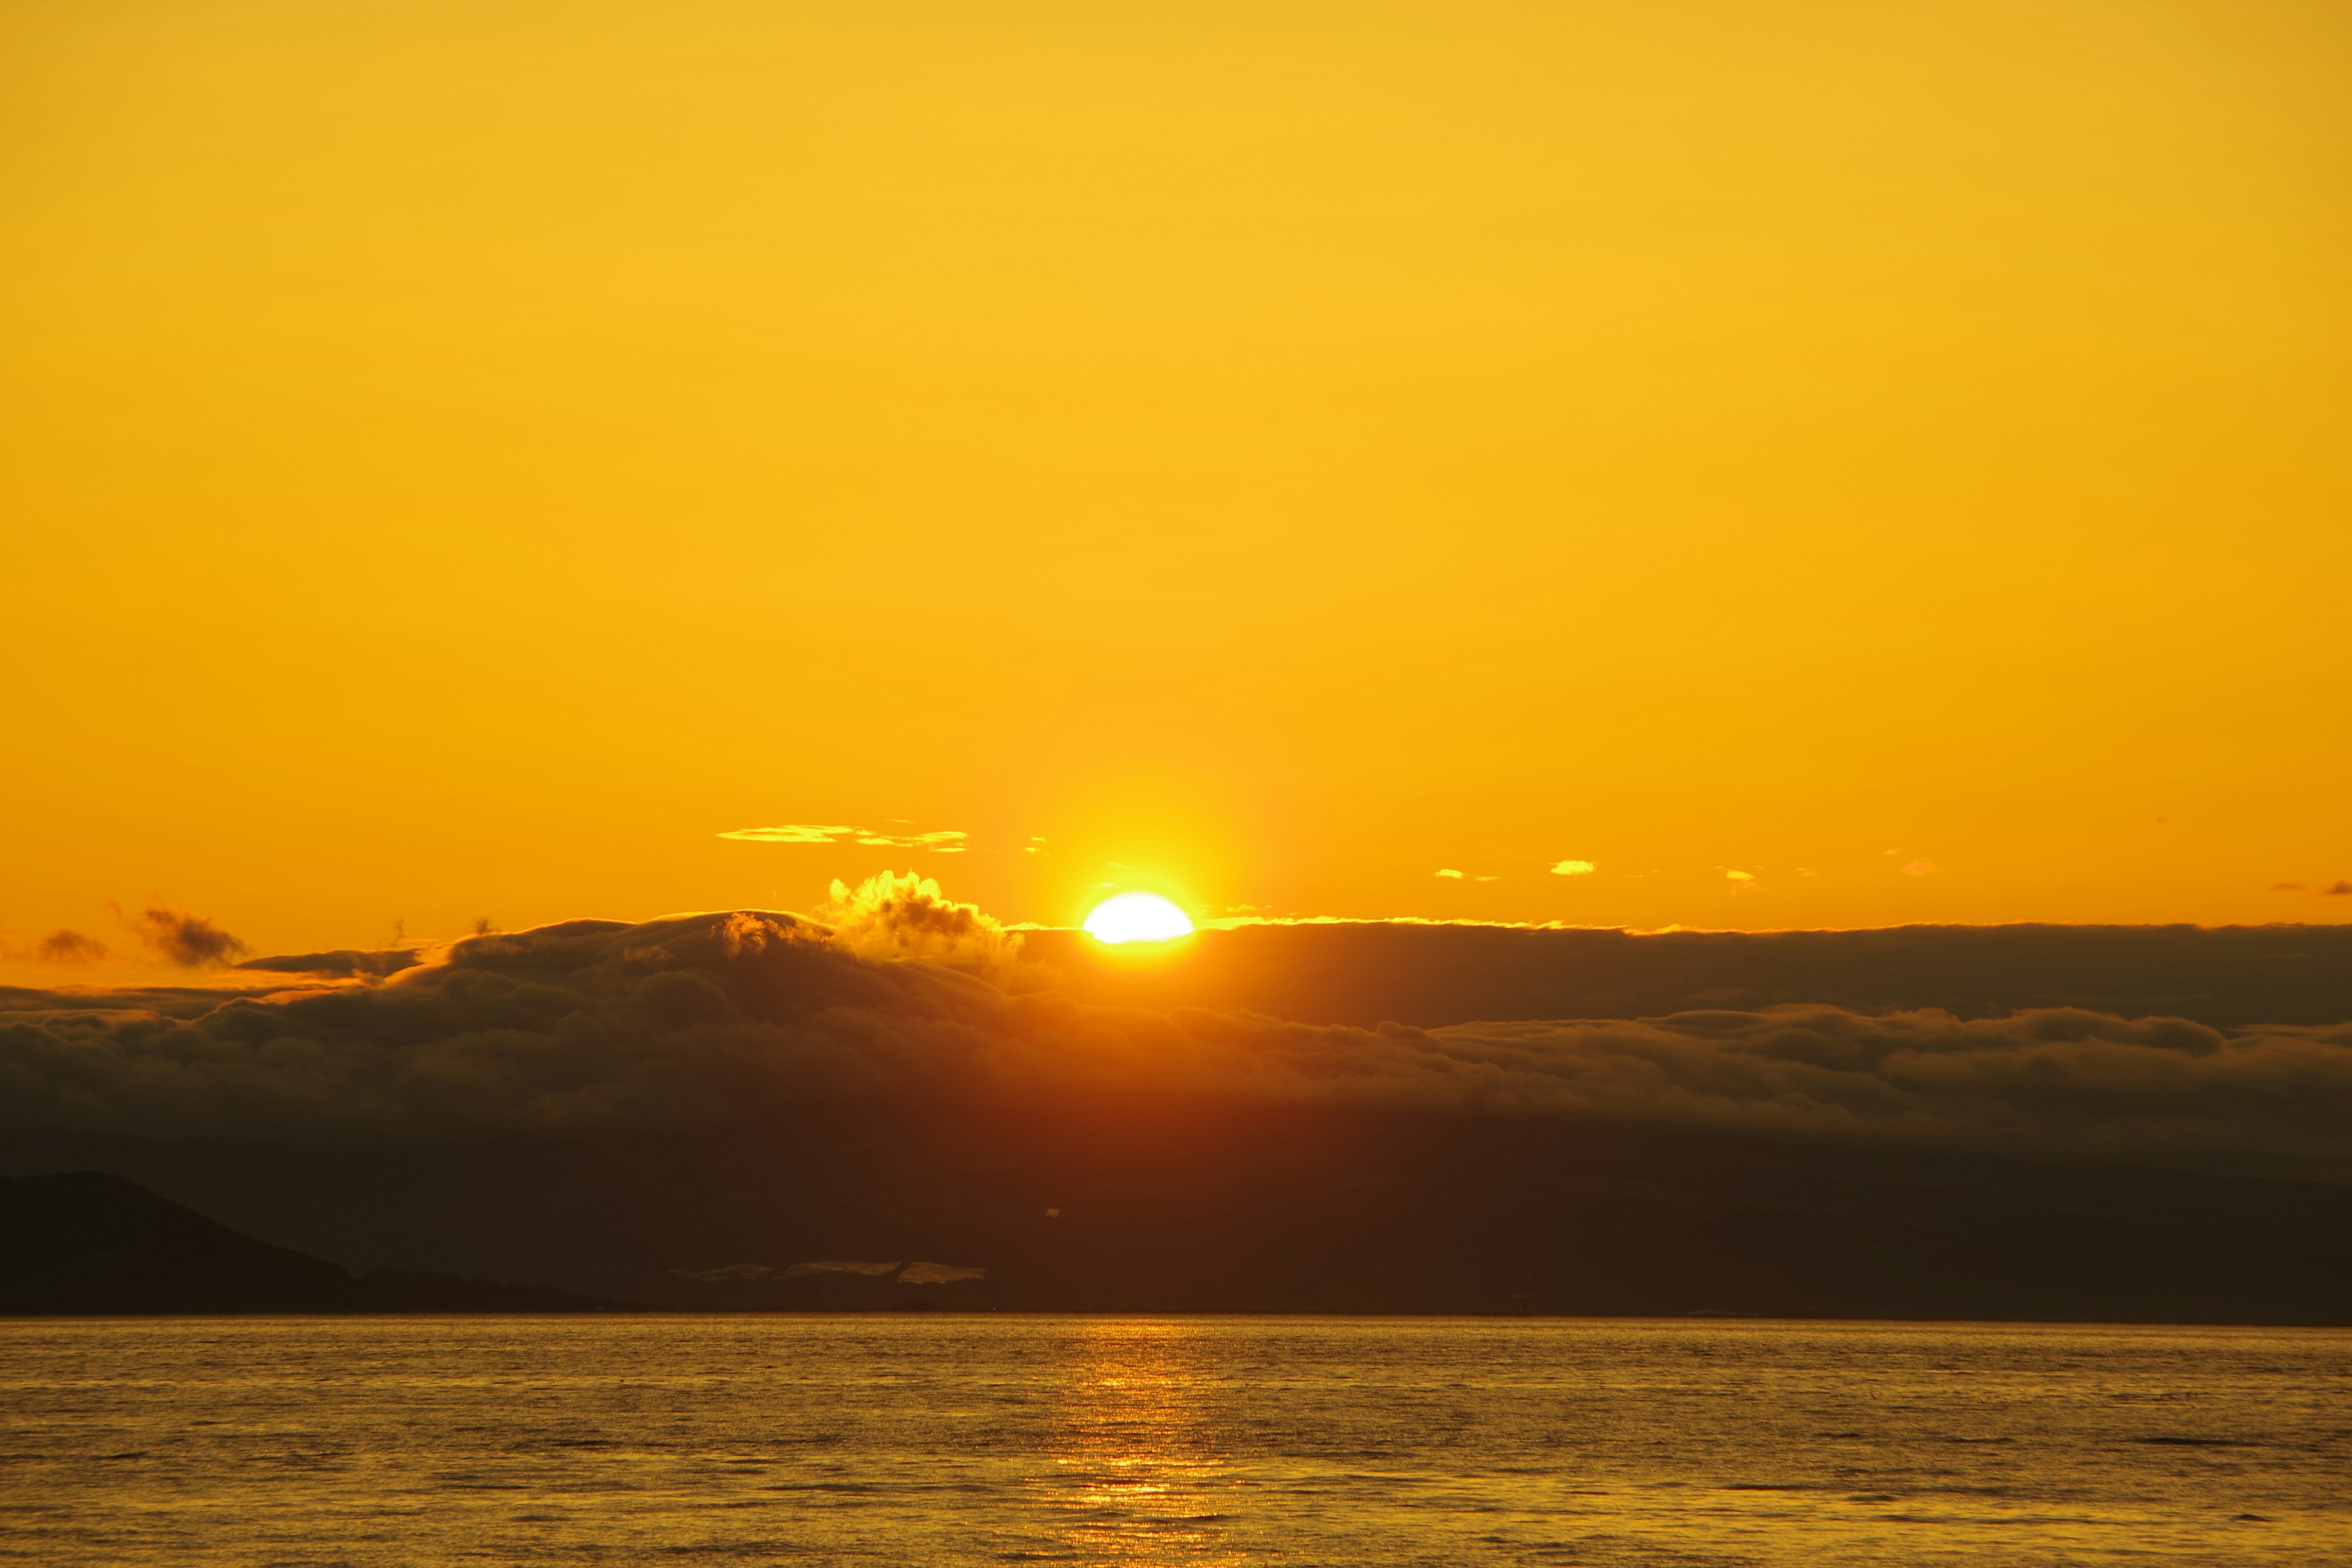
[2,1316,2345,1566]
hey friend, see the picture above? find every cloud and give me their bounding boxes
[1550,861,1596,876]
[719,823,967,853]
[815,870,1022,979]
[236,948,421,978]
[1435,869,1466,879]
[783,1261,902,1278]
[120,906,249,967]
[2328,881,2352,897]
[773,1259,984,1286]
[2271,883,2307,892]
[717,823,859,844]
[33,930,110,965]
[671,1263,775,1283]
[1902,860,1937,876]
[5,906,2352,1183]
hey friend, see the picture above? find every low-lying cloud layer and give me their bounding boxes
[5,899,2351,1183]
[1022,919,2352,1031]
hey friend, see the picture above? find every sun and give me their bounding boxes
[1082,891,1195,945]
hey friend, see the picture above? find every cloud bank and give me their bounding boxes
[1019,919,2352,1032]
[4,905,2350,1183]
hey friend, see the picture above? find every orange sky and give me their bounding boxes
[4,0,2349,973]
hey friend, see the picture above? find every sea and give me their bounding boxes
[1,1316,2344,1566]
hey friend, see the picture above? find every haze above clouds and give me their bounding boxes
[4,0,2350,950]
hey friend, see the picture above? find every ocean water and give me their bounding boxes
[1,1316,2344,1566]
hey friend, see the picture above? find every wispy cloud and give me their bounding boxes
[1902,860,1937,876]
[899,1262,987,1284]
[671,1263,775,1283]
[1436,868,1465,879]
[2328,881,2352,897]
[783,1261,902,1279]
[1550,860,1596,876]
[718,823,968,853]
[33,929,110,964]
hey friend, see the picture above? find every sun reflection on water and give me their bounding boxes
[1028,1318,1250,1566]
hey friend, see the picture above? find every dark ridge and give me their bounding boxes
[0,1172,619,1314]
[11,1112,2349,1323]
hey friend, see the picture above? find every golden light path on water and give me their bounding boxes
[1035,1319,1246,1566]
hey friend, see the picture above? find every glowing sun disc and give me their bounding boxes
[1082,892,1195,944]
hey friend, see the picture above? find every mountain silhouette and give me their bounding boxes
[0,1172,617,1314]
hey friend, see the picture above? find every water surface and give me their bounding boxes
[2,1316,2344,1565]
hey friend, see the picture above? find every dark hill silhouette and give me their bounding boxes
[11,1113,2350,1323]
[0,1172,617,1314]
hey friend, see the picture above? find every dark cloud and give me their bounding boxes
[33,930,109,965]
[2326,881,2352,897]
[4,908,2350,1183]
[122,906,249,967]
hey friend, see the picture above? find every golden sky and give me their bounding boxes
[4,0,2348,967]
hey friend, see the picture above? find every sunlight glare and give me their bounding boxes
[1082,892,1195,945]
